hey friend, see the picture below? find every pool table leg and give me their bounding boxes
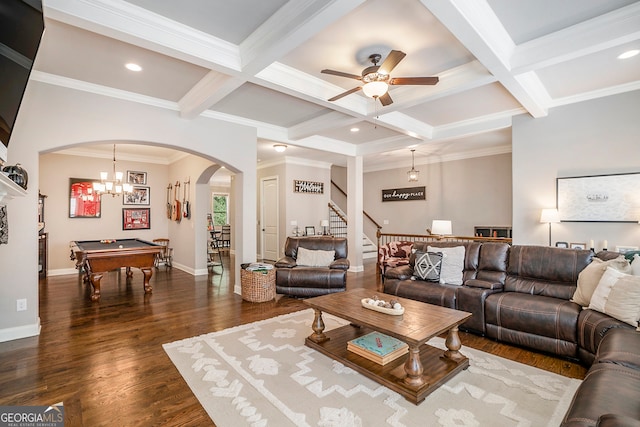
[89,273,103,301]
[141,267,153,294]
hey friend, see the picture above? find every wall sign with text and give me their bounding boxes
[382,186,426,202]
[294,180,324,194]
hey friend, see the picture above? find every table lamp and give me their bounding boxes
[540,208,560,246]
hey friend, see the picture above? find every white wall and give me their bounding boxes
[333,153,513,239]
[512,89,640,248]
[0,81,257,342]
[256,158,331,260]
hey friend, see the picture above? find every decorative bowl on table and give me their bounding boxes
[361,297,404,315]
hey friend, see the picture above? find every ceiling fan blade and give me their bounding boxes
[321,69,362,80]
[328,86,362,102]
[378,50,406,75]
[389,76,439,85]
[378,92,393,106]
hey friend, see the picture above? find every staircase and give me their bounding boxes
[328,202,378,259]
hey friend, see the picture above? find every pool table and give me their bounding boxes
[70,238,163,301]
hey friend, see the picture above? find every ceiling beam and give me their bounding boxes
[421,0,549,118]
[511,3,640,74]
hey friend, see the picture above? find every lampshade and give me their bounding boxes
[320,219,329,227]
[540,208,560,223]
[362,81,388,98]
[431,220,452,236]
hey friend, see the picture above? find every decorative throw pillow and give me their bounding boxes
[428,245,465,285]
[572,256,632,307]
[589,267,640,330]
[413,251,443,282]
[296,247,335,267]
[632,254,640,276]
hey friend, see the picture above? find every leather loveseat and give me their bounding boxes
[275,236,349,297]
[383,242,639,426]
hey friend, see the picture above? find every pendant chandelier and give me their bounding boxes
[407,149,419,182]
[93,144,132,197]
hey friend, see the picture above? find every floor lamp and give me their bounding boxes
[540,209,560,246]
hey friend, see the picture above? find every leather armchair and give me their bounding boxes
[275,237,349,297]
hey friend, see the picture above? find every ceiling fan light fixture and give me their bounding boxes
[362,81,388,98]
[273,144,287,153]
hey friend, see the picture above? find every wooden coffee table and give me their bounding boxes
[303,288,472,404]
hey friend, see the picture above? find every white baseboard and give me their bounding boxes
[0,317,41,343]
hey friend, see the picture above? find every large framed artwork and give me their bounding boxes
[557,172,640,222]
[69,178,101,218]
[122,208,150,230]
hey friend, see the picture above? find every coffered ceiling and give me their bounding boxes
[36,0,640,170]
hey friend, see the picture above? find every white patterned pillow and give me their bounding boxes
[428,245,465,285]
[413,251,443,282]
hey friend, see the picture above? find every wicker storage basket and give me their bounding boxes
[241,268,276,302]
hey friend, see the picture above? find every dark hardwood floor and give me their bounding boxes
[0,255,587,426]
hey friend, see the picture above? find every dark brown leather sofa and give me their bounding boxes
[275,236,349,297]
[383,243,639,426]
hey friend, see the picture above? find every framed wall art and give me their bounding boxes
[294,180,323,194]
[123,185,150,205]
[381,186,426,202]
[126,170,147,185]
[69,178,101,218]
[122,208,150,230]
[557,172,640,222]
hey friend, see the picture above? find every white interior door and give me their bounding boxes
[261,177,279,261]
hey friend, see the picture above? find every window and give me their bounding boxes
[212,194,228,225]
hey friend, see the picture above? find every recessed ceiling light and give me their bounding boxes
[617,50,639,59]
[125,63,142,72]
[273,144,287,152]
[350,127,359,132]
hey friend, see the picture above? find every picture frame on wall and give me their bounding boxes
[122,208,150,230]
[557,172,640,222]
[123,185,150,205]
[69,178,101,218]
[126,170,147,185]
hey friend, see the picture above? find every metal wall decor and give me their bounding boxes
[294,180,324,194]
[382,186,426,202]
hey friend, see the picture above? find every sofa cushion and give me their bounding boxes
[572,256,632,307]
[589,267,640,329]
[506,246,593,300]
[577,309,633,365]
[595,328,640,370]
[296,247,335,267]
[561,363,640,426]
[428,245,465,285]
[413,251,442,282]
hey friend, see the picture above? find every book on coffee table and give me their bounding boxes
[347,331,409,365]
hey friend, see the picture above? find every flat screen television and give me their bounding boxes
[0,0,44,164]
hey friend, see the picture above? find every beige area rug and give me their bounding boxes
[163,309,580,427]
